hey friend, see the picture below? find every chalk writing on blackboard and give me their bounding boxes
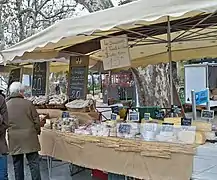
[181,118,192,126]
[32,62,46,96]
[69,67,86,100]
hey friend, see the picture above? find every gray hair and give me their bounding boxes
[9,82,25,94]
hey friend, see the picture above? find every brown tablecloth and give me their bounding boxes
[39,129,194,180]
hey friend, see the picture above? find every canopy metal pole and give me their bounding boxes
[167,16,174,107]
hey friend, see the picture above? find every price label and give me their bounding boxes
[118,124,131,134]
[181,118,192,126]
[129,112,139,122]
[161,123,174,132]
[201,110,214,119]
[111,113,117,120]
[71,90,81,99]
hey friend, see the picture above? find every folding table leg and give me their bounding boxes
[47,156,53,179]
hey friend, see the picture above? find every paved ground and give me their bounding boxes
[8,156,94,180]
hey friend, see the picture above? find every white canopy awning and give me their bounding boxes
[1,0,217,65]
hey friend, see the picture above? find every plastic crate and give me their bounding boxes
[108,173,125,180]
[138,106,160,120]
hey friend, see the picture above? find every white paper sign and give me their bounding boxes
[100,34,131,70]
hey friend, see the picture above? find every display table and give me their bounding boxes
[39,129,195,180]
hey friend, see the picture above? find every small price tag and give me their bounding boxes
[129,111,139,122]
[181,118,192,126]
[144,113,150,120]
[201,110,214,120]
[155,110,165,120]
[111,113,117,120]
[118,124,131,134]
[111,106,119,114]
[162,123,174,132]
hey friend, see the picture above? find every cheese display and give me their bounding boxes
[141,123,196,144]
[28,96,47,105]
[65,99,93,109]
[48,94,67,105]
[27,94,67,106]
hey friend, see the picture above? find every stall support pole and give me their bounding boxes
[108,71,112,103]
[45,62,50,97]
[206,87,210,111]
[167,16,174,112]
[191,90,197,120]
[99,72,103,93]
[91,72,95,96]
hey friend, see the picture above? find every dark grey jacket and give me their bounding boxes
[0,94,9,154]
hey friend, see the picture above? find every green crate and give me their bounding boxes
[138,106,160,120]
[108,173,125,180]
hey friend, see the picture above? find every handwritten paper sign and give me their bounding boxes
[100,34,131,70]
[201,110,214,119]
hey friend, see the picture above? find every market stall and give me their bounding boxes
[2,1,217,180]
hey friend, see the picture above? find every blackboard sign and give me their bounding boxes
[201,110,214,119]
[68,56,89,100]
[111,106,119,114]
[181,118,192,126]
[68,67,86,99]
[8,68,21,89]
[32,62,47,96]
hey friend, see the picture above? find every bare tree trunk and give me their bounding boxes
[0,3,4,50]
[75,0,114,12]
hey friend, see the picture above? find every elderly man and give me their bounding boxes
[7,82,41,180]
[0,87,8,180]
